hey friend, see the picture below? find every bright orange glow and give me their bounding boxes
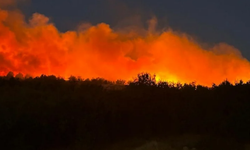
[1,8,250,86]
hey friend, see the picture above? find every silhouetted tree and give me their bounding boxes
[6,71,14,79]
[0,72,249,149]
[131,72,156,86]
[15,73,24,80]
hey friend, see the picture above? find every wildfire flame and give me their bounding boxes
[1,7,250,86]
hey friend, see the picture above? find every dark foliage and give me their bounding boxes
[0,72,250,149]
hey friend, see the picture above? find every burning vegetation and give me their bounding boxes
[0,7,250,86]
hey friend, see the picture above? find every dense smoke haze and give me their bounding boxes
[1,1,250,86]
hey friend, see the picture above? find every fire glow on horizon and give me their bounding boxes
[1,6,250,86]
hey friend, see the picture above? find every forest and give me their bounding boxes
[1,72,250,150]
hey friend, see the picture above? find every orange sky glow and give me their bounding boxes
[1,8,250,86]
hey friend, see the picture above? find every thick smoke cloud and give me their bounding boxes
[0,1,250,86]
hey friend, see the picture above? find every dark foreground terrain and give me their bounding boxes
[1,73,250,150]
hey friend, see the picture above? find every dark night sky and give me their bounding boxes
[20,0,250,59]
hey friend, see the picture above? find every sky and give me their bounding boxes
[19,0,250,60]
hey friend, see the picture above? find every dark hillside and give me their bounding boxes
[0,73,250,149]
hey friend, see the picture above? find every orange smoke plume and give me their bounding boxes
[0,8,250,86]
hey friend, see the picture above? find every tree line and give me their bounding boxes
[0,72,250,149]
